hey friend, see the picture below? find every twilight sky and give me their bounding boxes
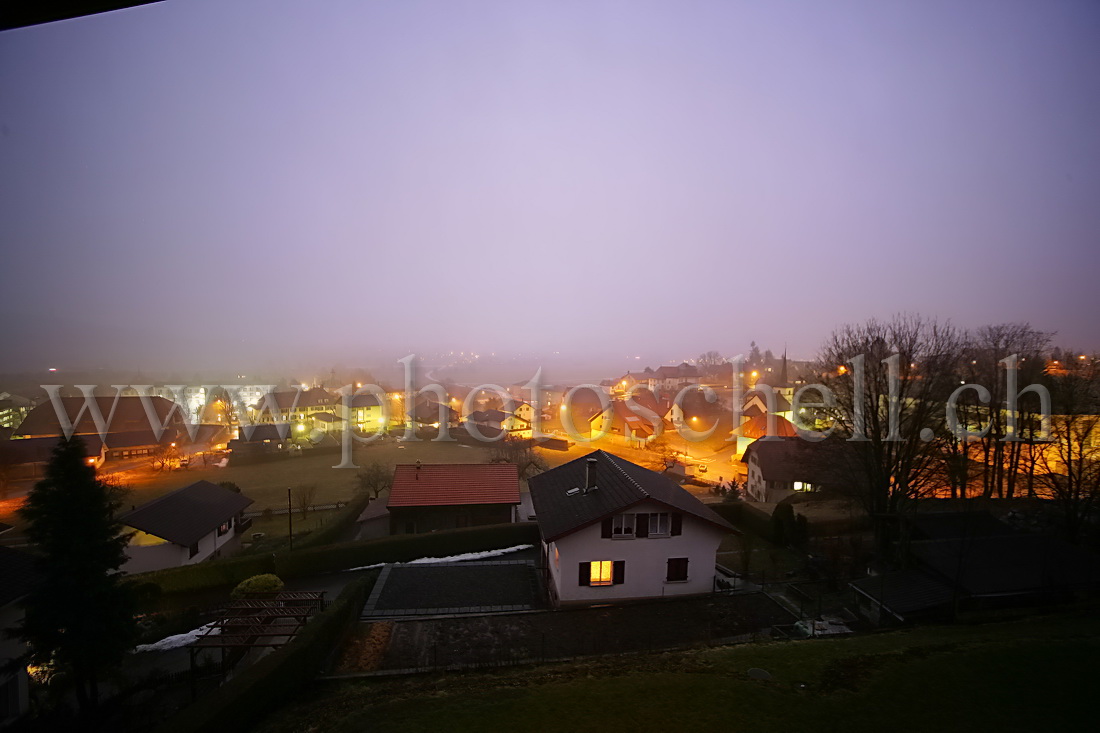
[1,0,1098,375]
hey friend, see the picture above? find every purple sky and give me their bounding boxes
[1,0,1098,374]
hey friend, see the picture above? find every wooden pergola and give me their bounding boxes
[188,591,326,698]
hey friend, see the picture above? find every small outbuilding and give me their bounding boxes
[119,480,254,573]
[386,463,520,534]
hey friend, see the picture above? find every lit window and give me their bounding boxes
[612,514,635,538]
[590,560,613,586]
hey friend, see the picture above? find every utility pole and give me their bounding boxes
[287,487,293,550]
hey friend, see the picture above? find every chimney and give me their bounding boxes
[585,456,598,492]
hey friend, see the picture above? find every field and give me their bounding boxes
[0,438,498,529]
[251,609,1097,733]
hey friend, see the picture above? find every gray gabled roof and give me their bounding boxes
[120,480,253,547]
[910,535,1100,597]
[849,570,956,620]
[528,450,734,542]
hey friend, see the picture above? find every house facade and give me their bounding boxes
[249,388,336,424]
[119,480,254,574]
[529,451,734,607]
[740,436,829,503]
[335,392,387,431]
[588,400,660,447]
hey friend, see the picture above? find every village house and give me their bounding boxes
[335,392,386,431]
[529,451,735,607]
[507,382,562,412]
[13,395,185,439]
[1,434,107,473]
[589,400,661,448]
[740,435,830,503]
[118,480,254,574]
[308,412,346,435]
[732,414,799,457]
[410,399,460,428]
[653,363,700,391]
[386,462,520,534]
[0,392,33,430]
[249,387,336,425]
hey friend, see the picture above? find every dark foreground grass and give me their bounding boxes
[250,609,1096,733]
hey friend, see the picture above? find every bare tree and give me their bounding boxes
[816,314,965,556]
[148,443,179,472]
[356,461,391,500]
[487,437,548,479]
[1038,357,1100,545]
[951,323,1051,499]
[292,484,318,518]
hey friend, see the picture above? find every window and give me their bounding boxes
[649,513,670,536]
[666,557,689,582]
[578,560,625,586]
[187,542,200,559]
[611,514,634,538]
[217,517,233,536]
[590,560,613,586]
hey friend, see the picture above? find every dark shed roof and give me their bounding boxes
[528,450,734,542]
[850,570,955,620]
[910,535,1100,597]
[119,480,253,546]
[908,511,1017,541]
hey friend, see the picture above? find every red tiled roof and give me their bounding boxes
[387,463,520,507]
[737,414,799,439]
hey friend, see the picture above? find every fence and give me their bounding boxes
[340,591,798,677]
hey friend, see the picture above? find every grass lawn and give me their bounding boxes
[249,609,1097,733]
[102,439,500,514]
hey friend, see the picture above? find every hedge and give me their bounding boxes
[709,502,775,541]
[135,522,540,599]
[155,571,378,733]
[293,490,375,550]
[274,522,540,578]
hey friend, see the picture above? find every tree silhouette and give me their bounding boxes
[16,436,137,714]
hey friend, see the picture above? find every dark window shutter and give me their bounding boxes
[666,557,689,581]
[635,513,649,538]
[578,562,591,586]
[671,513,683,536]
[612,560,625,585]
[601,518,612,538]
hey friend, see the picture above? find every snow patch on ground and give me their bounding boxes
[343,544,533,572]
[133,622,220,653]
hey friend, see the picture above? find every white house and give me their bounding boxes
[529,450,735,607]
[740,437,832,503]
[119,481,254,574]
